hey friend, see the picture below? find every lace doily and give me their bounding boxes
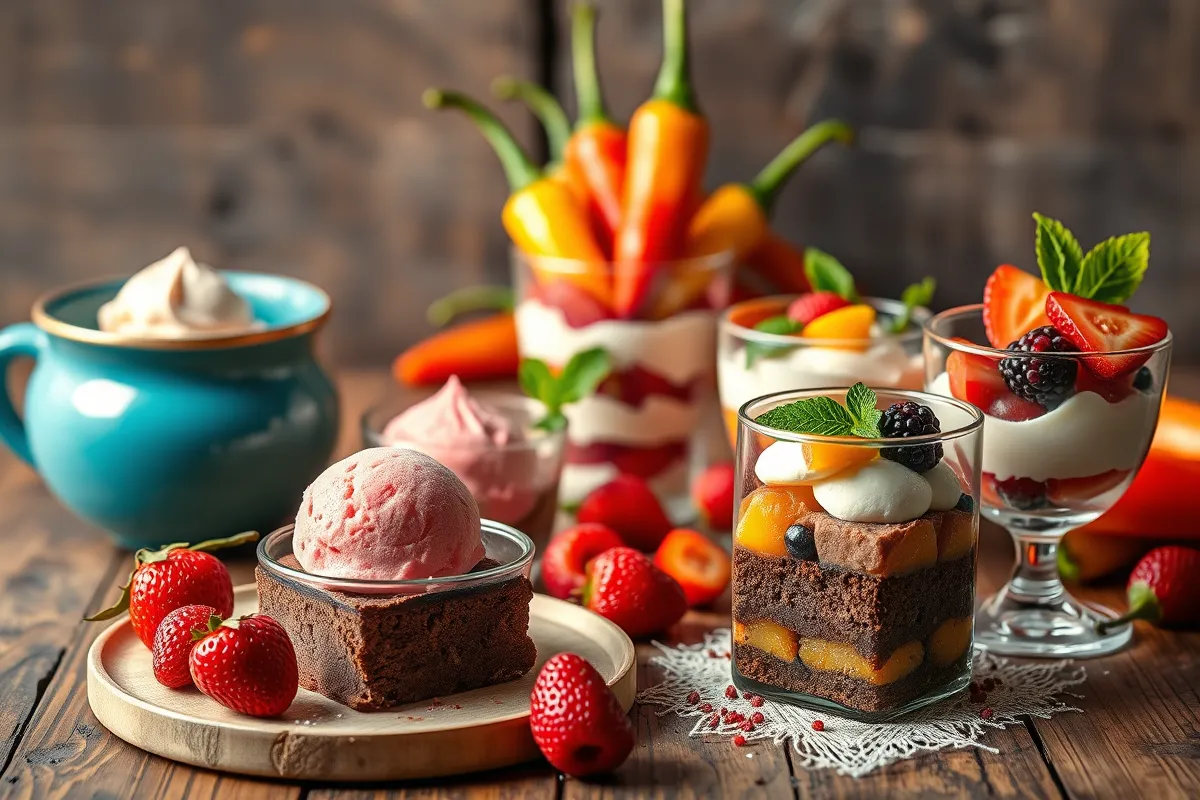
[637,628,1086,778]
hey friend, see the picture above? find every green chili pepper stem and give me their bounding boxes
[651,0,699,113]
[423,88,541,192]
[748,120,855,214]
[571,2,611,127]
[491,77,572,164]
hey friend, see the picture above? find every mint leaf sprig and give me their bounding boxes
[755,382,882,439]
[804,247,859,302]
[518,347,612,432]
[889,277,937,333]
[1032,213,1149,304]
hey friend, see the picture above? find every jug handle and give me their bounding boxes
[0,323,46,466]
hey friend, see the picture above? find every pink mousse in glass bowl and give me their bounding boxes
[362,377,565,553]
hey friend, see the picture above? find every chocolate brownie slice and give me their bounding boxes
[256,557,537,711]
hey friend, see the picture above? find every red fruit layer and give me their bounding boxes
[947,349,1044,421]
[596,365,702,407]
[528,278,615,328]
[1046,469,1131,508]
[566,440,687,480]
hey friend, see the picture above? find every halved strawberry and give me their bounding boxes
[982,265,1052,348]
[947,349,1043,421]
[786,292,851,327]
[529,279,614,328]
[1075,367,1136,404]
[1045,293,1168,379]
[1046,469,1132,509]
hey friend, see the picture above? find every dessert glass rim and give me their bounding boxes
[30,270,333,351]
[512,246,735,275]
[926,303,1175,360]
[720,295,931,347]
[256,520,535,593]
[737,386,984,446]
[361,392,568,453]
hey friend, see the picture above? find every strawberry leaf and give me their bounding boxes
[1033,213,1084,294]
[803,248,859,302]
[1075,231,1150,304]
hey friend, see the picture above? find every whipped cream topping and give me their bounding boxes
[923,460,964,511]
[753,440,850,485]
[719,337,923,413]
[564,393,701,447]
[98,247,258,338]
[812,458,933,523]
[928,372,1158,482]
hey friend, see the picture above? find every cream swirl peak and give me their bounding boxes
[98,246,258,338]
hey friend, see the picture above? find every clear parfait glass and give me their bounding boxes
[925,305,1172,657]
[731,387,983,720]
[511,249,733,520]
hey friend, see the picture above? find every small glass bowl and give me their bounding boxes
[257,520,535,597]
[362,393,565,554]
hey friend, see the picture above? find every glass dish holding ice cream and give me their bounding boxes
[257,447,538,711]
[363,376,566,553]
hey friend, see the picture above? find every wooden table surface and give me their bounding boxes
[1,370,1198,800]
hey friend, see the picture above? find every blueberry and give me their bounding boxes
[955,493,974,513]
[1134,367,1153,392]
[784,524,818,561]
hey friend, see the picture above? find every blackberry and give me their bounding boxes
[994,476,1047,511]
[784,523,818,561]
[879,401,943,473]
[999,326,1077,410]
[1134,367,1153,392]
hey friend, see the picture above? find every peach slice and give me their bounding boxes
[735,485,820,557]
[734,619,800,662]
[800,304,876,348]
[798,639,925,686]
[937,510,977,562]
[928,617,973,666]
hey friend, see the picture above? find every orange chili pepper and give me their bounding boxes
[685,120,853,259]
[423,89,611,306]
[393,312,519,386]
[564,2,627,256]
[743,233,812,295]
[612,0,708,318]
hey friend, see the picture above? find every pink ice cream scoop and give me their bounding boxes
[381,376,539,523]
[292,447,485,581]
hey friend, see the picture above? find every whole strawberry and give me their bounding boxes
[1100,546,1200,632]
[577,475,672,551]
[190,614,299,717]
[692,463,735,530]
[152,604,220,688]
[530,653,634,777]
[584,547,687,638]
[542,523,624,600]
[85,532,258,648]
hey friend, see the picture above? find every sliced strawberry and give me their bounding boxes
[1046,469,1132,509]
[541,523,625,600]
[1045,293,1168,379]
[987,393,1045,422]
[1075,367,1136,404]
[653,528,731,608]
[786,292,851,326]
[529,279,615,328]
[946,348,1044,421]
[982,265,1052,348]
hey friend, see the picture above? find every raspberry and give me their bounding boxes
[879,402,943,473]
[699,703,713,713]
[732,735,747,747]
[687,691,701,705]
[749,696,765,708]
[980,707,994,720]
[999,326,1077,410]
[811,720,825,731]
[751,712,765,724]
[725,685,738,700]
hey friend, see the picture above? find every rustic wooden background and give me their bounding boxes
[1,0,1197,365]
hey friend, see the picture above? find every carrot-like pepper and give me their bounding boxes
[491,77,573,169]
[612,0,708,318]
[393,312,519,386]
[685,120,853,259]
[564,1,627,255]
[743,233,812,294]
[423,89,610,305]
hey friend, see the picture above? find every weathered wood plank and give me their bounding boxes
[0,0,540,368]
[0,455,121,776]
[306,766,557,800]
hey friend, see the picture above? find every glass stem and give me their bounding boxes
[1005,530,1067,606]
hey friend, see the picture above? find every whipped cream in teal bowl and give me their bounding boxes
[0,253,339,549]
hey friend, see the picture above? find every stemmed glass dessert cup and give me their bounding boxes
[732,388,983,721]
[511,249,733,520]
[925,305,1172,658]
[718,296,928,448]
[362,393,566,555]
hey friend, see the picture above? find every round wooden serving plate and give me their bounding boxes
[87,585,636,781]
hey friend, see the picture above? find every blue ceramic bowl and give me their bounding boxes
[0,272,339,549]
